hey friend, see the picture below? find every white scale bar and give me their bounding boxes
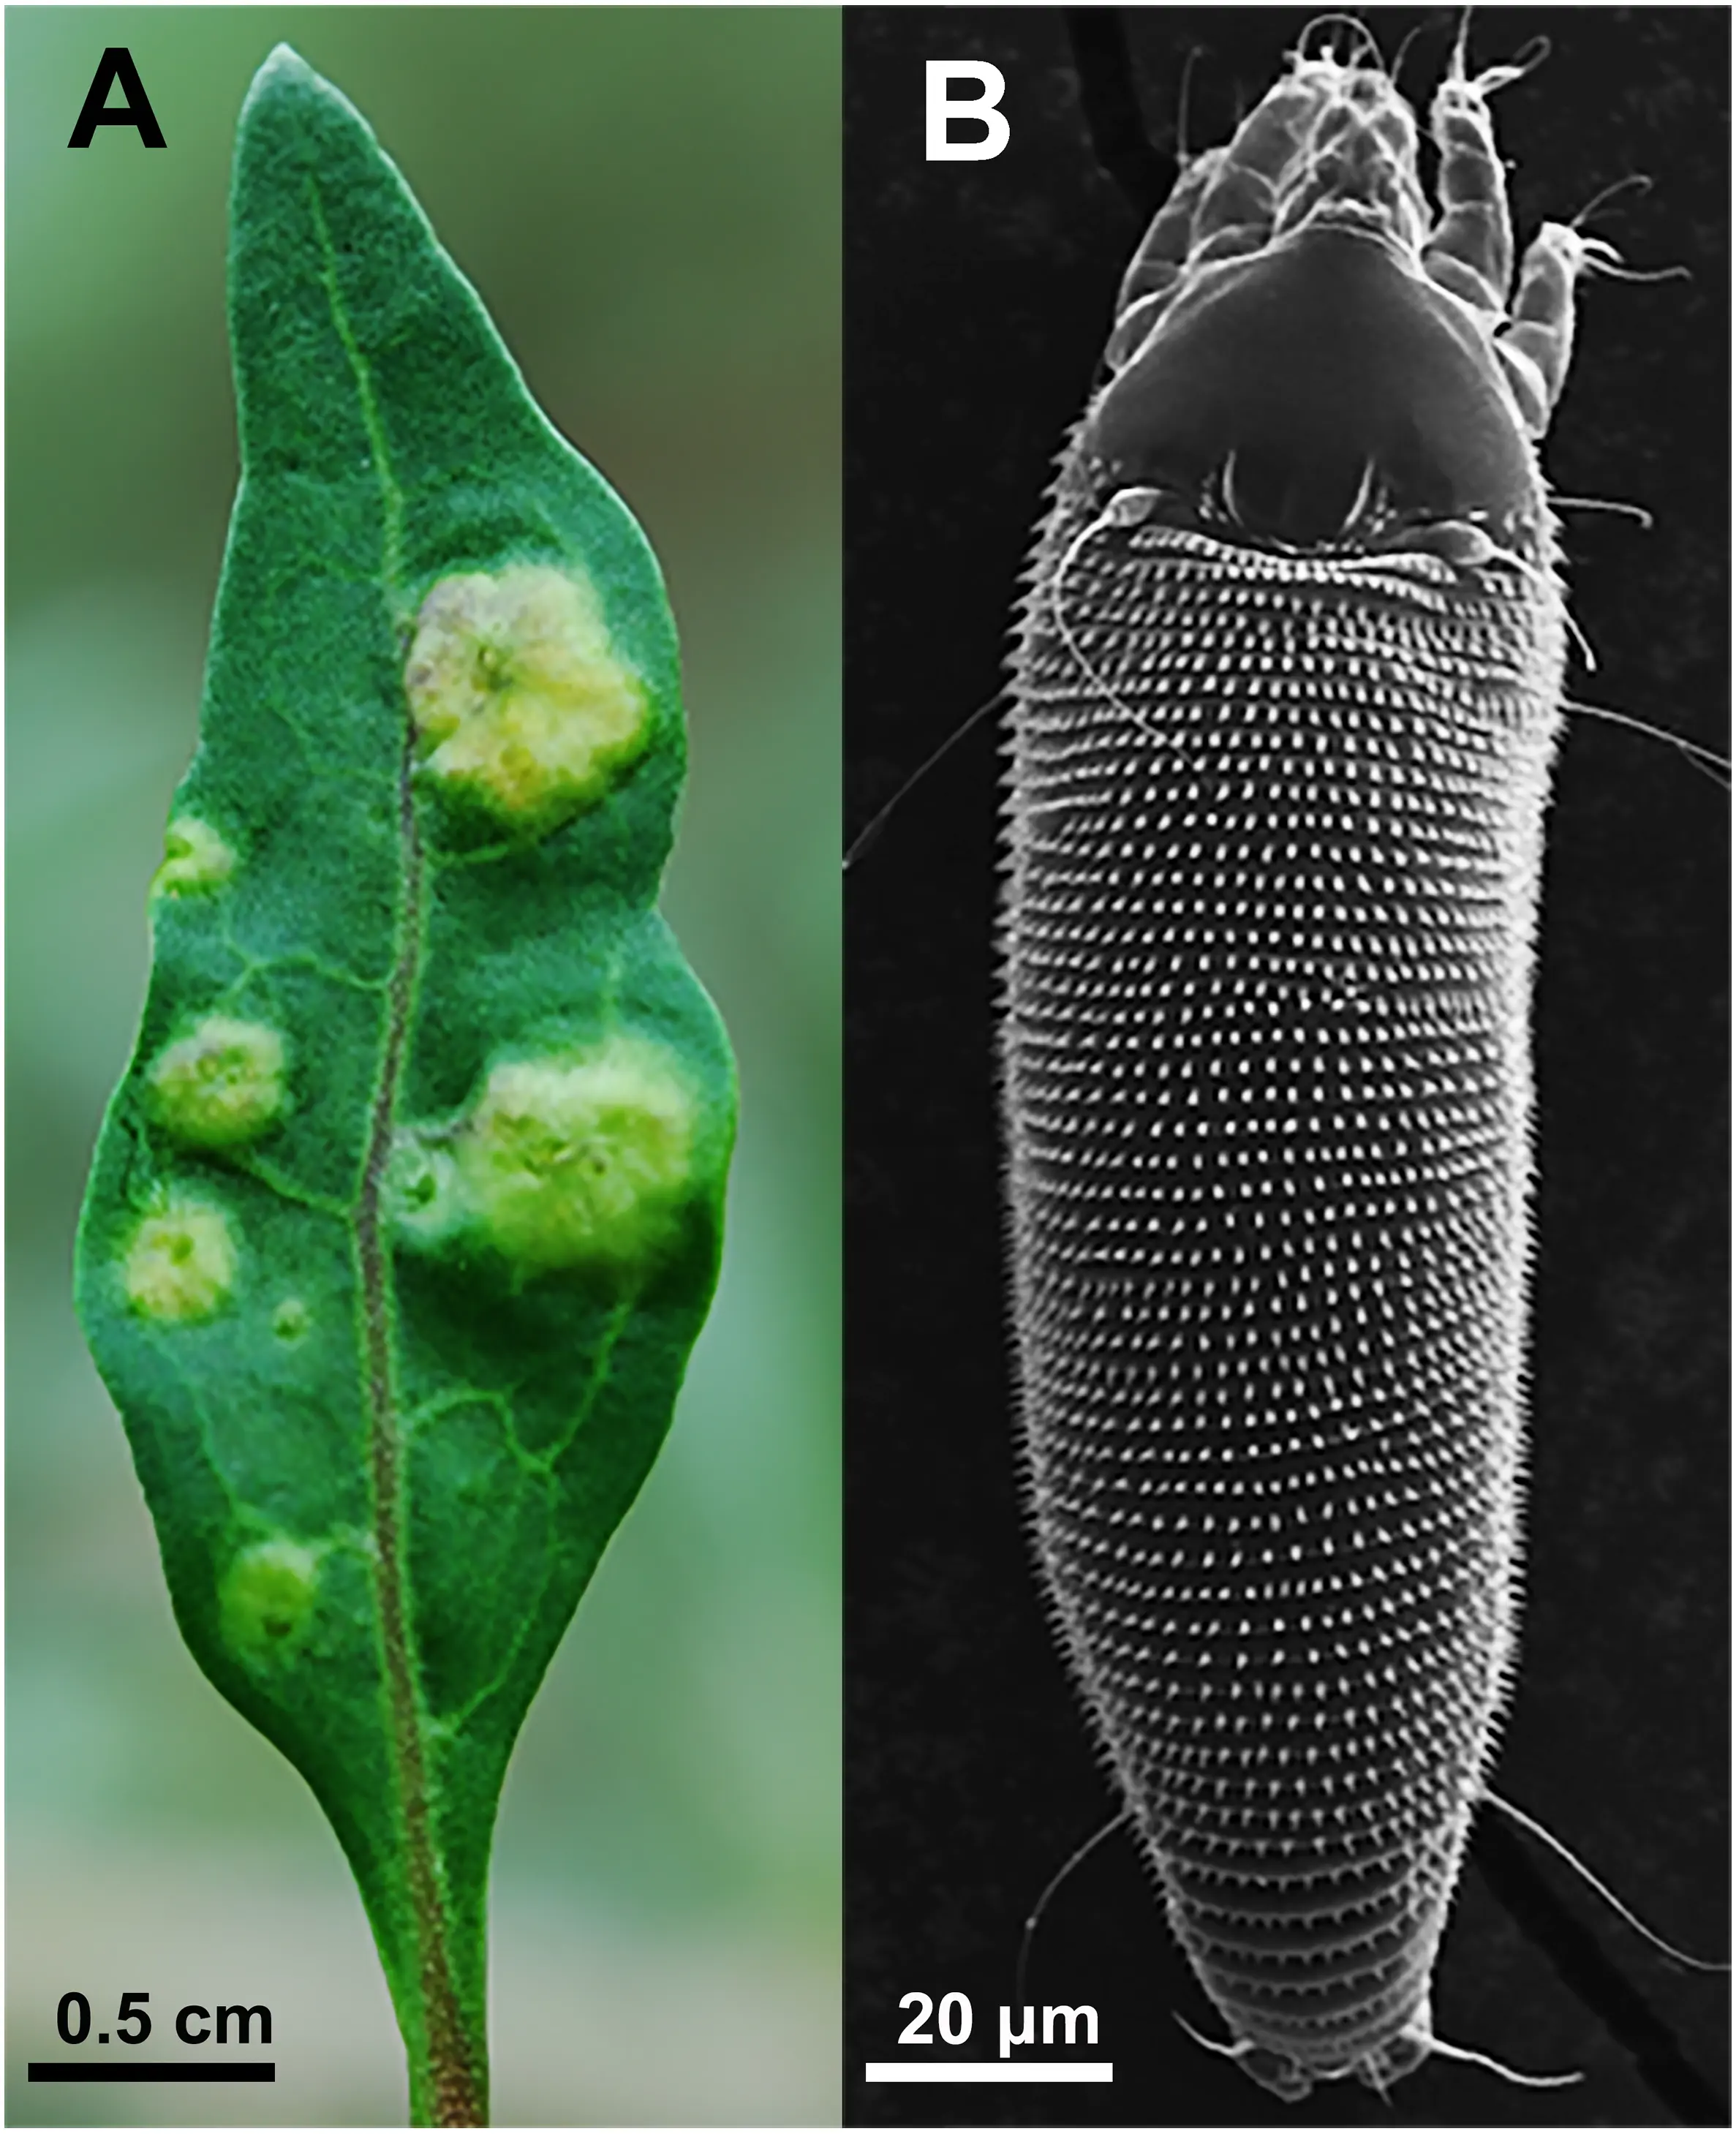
[864,2062,1113,2084]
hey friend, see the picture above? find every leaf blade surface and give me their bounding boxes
[75,48,736,2124]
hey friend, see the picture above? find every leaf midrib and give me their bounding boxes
[308,178,482,2127]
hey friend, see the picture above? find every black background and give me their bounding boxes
[845,8,1729,2127]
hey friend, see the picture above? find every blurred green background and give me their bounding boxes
[7,8,839,2124]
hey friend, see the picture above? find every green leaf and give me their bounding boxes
[73,47,736,2127]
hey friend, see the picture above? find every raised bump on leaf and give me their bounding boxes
[122,1197,238,1322]
[272,1297,311,1341]
[152,815,237,897]
[220,1536,322,1663]
[405,562,651,830]
[385,1139,465,1243]
[456,1032,705,1276]
[146,1014,287,1150]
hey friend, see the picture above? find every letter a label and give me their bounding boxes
[69,48,166,148]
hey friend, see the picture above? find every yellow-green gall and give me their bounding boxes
[385,1138,464,1243]
[151,816,236,897]
[404,563,650,829]
[123,1198,237,1322]
[456,1033,703,1275]
[219,1537,320,1664]
[272,1297,310,1341]
[147,1015,287,1150]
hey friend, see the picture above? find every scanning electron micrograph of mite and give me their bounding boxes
[845,10,1727,2130]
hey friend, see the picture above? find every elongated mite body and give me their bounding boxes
[1004,29,1597,2101]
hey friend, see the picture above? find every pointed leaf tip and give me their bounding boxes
[239,45,321,129]
[255,43,312,88]
[242,44,362,135]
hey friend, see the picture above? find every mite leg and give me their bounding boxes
[1187,62,1337,256]
[1421,37,1519,317]
[1497,222,1595,437]
[1421,31,1588,441]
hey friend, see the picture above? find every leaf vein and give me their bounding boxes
[312,173,483,2126]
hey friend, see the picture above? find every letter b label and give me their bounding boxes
[925,62,1008,162]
